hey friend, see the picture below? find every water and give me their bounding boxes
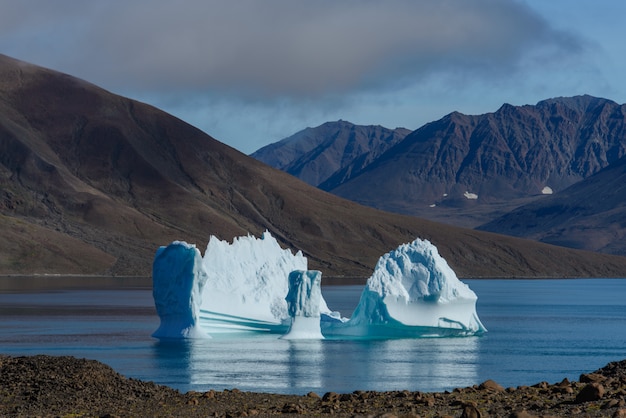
[1,279,625,394]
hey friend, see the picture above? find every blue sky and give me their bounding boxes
[1,0,625,154]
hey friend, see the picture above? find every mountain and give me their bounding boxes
[478,154,626,255]
[258,96,626,229]
[250,120,410,187]
[3,54,626,279]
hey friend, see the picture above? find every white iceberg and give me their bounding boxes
[151,232,485,340]
[198,231,337,334]
[326,238,486,338]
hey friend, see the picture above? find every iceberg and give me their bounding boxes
[151,232,485,340]
[325,238,486,338]
[198,232,336,334]
[152,241,209,339]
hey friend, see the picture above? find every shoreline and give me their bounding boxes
[1,354,625,417]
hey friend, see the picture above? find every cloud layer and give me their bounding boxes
[0,0,578,99]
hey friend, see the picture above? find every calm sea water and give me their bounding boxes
[1,279,625,395]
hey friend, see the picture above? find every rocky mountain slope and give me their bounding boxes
[478,153,626,255]
[251,120,410,187]
[3,54,626,278]
[258,96,626,227]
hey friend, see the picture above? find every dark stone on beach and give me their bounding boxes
[281,402,306,414]
[509,411,537,418]
[604,399,622,409]
[479,379,505,392]
[322,391,340,402]
[613,408,626,417]
[575,382,605,403]
[460,402,483,418]
[580,373,605,383]
[340,393,355,401]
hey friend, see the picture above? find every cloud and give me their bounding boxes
[0,0,581,100]
[1,0,594,154]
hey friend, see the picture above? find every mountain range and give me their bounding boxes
[2,53,626,279]
[253,96,626,256]
[251,120,410,187]
[478,153,626,254]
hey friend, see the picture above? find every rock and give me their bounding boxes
[509,411,537,418]
[580,373,605,383]
[479,379,505,392]
[322,391,340,402]
[613,409,626,418]
[339,393,354,401]
[604,399,622,409]
[574,382,605,403]
[306,391,320,399]
[375,413,399,418]
[281,403,306,414]
[354,390,372,400]
[421,396,435,406]
[460,402,482,418]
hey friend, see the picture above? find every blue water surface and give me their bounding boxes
[0,279,625,394]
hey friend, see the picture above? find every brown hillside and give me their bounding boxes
[1,54,626,278]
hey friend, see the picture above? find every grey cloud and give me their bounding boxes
[1,0,581,99]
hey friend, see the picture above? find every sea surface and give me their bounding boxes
[1,278,625,395]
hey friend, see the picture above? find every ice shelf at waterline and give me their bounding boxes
[151,232,485,339]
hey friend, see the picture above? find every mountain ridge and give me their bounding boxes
[329,94,626,211]
[251,120,410,187]
[478,153,626,255]
[3,54,626,278]
[254,94,626,253]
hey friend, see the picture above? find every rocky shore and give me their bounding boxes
[1,355,625,417]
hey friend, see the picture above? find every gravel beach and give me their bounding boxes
[1,354,626,417]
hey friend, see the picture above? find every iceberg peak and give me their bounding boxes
[339,237,486,337]
[368,238,473,303]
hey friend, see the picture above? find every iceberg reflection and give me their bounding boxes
[150,335,480,394]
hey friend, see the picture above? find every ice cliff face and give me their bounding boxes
[199,232,332,333]
[201,231,306,324]
[281,270,324,340]
[152,242,208,338]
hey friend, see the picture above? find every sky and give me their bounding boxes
[1,0,625,154]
